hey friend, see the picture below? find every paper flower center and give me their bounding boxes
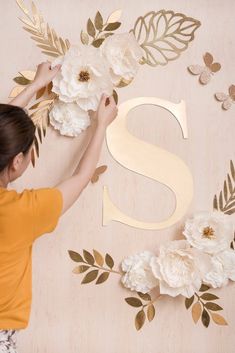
[202,226,215,239]
[78,70,90,82]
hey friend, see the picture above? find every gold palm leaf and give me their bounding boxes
[16,0,70,57]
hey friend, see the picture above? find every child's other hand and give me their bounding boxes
[96,94,118,128]
[32,61,61,90]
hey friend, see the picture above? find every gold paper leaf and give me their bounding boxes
[131,10,201,67]
[125,297,142,307]
[83,250,95,265]
[81,269,99,284]
[91,165,107,183]
[92,38,105,48]
[104,22,121,31]
[147,304,155,322]
[9,86,25,98]
[205,302,223,311]
[36,86,46,100]
[185,295,194,309]
[192,302,202,324]
[94,11,103,31]
[19,70,36,80]
[199,284,210,292]
[115,77,133,88]
[68,250,84,263]
[80,30,89,45]
[96,271,110,284]
[13,76,31,85]
[113,90,118,104]
[29,99,52,110]
[137,292,151,301]
[211,313,228,326]
[200,293,219,301]
[135,310,146,330]
[73,265,90,274]
[201,309,210,328]
[105,253,114,269]
[87,18,96,37]
[107,9,122,24]
[93,249,104,266]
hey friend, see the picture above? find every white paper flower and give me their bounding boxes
[150,240,212,298]
[203,249,235,288]
[51,45,113,111]
[183,211,234,255]
[101,32,143,85]
[121,251,159,293]
[49,100,90,137]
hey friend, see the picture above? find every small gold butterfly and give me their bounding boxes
[91,165,107,183]
[215,85,235,110]
[188,52,221,84]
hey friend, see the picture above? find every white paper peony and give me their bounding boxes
[183,211,234,255]
[101,32,143,85]
[51,44,113,111]
[150,240,211,298]
[121,251,159,293]
[49,100,90,137]
[202,249,235,288]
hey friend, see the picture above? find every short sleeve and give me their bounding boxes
[30,187,63,241]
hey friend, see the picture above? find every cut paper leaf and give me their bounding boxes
[91,165,107,183]
[192,302,202,323]
[131,10,201,67]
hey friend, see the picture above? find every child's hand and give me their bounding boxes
[96,94,118,128]
[32,61,61,90]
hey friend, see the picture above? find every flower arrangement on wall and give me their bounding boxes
[11,0,201,164]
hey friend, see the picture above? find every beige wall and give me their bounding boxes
[1,0,235,352]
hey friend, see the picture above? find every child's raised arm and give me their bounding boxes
[9,61,61,108]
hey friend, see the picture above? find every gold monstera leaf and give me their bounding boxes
[130,10,201,67]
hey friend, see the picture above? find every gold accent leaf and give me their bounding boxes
[192,302,202,324]
[147,304,155,322]
[81,269,99,284]
[83,250,95,265]
[135,309,146,330]
[115,77,133,88]
[91,165,107,183]
[105,253,114,269]
[19,70,36,81]
[107,9,122,24]
[9,86,25,98]
[93,249,104,266]
[125,297,142,307]
[36,86,46,100]
[87,18,96,37]
[205,302,223,311]
[201,309,210,328]
[73,265,90,274]
[68,250,84,263]
[13,76,31,85]
[185,295,194,309]
[16,0,70,57]
[113,89,118,104]
[137,292,151,301]
[200,293,219,301]
[104,22,121,31]
[92,38,105,48]
[199,284,210,292]
[96,271,110,284]
[211,313,228,326]
[94,11,103,31]
[80,30,89,45]
[130,10,201,67]
[213,160,235,215]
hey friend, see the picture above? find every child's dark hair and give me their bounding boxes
[0,104,36,172]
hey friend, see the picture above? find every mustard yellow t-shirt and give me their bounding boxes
[0,186,63,329]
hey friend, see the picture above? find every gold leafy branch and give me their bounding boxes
[130,10,201,67]
[68,249,121,284]
[80,9,122,48]
[125,291,157,330]
[213,160,235,216]
[185,284,227,327]
[16,0,70,57]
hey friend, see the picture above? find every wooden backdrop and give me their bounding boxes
[0,0,235,352]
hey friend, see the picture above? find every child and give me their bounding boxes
[0,61,118,352]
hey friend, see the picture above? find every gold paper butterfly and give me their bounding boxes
[215,85,235,110]
[188,52,221,84]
